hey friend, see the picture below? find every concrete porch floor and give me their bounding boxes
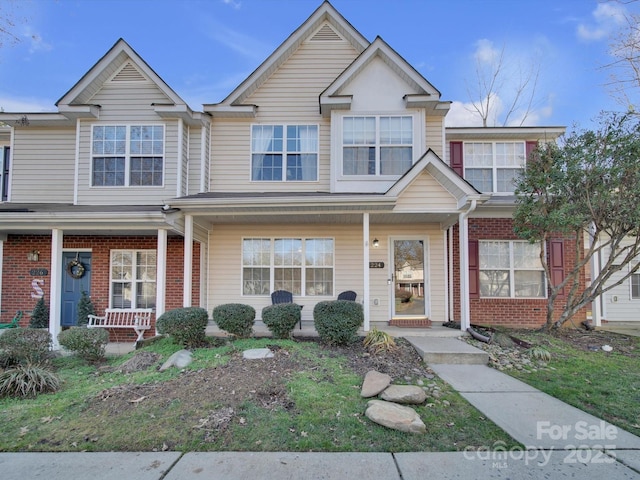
[105,321,465,356]
[597,321,640,337]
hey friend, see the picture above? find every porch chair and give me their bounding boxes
[0,310,22,329]
[337,290,357,301]
[270,290,302,329]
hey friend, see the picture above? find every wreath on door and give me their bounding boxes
[66,258,85,279]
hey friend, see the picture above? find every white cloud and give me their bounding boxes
[0,95,55,113]
[577,3,627,42]
[21,26,53,54]
[222,0,242,9]
[473,39,500,65]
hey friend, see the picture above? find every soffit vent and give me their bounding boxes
[112,62,147,82]
[310,24,342,42]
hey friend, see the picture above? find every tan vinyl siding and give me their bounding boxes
[10,128,75,203]
[426,116,444,157]
[394,172,457,212]
[75,82,180,205]
[188,126,203,195]
[210,39,359,193]
[208,224,364,321]
[207,223,446,324]
[180,120,188,197]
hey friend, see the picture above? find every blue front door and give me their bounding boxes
[61,252,92,326]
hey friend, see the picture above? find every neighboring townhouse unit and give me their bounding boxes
[0,1,597,346]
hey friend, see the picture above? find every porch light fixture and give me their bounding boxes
[27,250,39,262]
[373,238,379,248]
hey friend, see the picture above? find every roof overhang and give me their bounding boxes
[446,126,566,141]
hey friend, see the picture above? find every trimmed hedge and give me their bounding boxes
[313,300,364,345]
[0,328,52,364]
[156,307,209,347]
[212,304,255,338]
[58,327,109,361]
[262,303,301,339]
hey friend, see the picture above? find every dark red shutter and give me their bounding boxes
[450,141,463,177]
[549,239,565,297]
[525,141,538,163]
[468,240,480,299]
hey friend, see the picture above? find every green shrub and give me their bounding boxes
[262,303,301,339]
[76,291,96,327]
[212,304,255,338]
[0,363,60,398]
[313,300,363,345]
[0,328,51,364]
[156,307,209,347]
[58,327,109,361]
[30,297,49,328]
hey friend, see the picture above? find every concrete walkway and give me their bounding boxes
[5,331,640,478]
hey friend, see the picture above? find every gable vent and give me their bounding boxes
[310,24,342,42]
[111,62,146,82]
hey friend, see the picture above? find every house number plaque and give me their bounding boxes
[29,268,48,276]
[369,262,384,268]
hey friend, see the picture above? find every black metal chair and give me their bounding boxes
[337,290,357,301]
[271,290,293,304]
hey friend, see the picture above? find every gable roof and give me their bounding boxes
[386,149,487,209]
[320,36,450,117]
[55,38,202,125]
[204,1,369,117]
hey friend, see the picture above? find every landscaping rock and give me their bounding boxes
[361,370,391,397]
[242,348,274,360]
[365,399,426,434]
[380,384,427,404]
[159,349,193,371]
[119,351,161,373]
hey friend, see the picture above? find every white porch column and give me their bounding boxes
[183,214,193,307]
[156,229,168,332]
[458,200,477,332]
[50,229,63,349]
[363,213,370,331]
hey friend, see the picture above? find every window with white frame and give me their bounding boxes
[242,238,334,296]
[92,125,164,186]
[251,125,318,181]
[464,142,525,193]
[632,274,640,299]
[110,250,157,308]
[342,115,413,176]
[479,240,545,298]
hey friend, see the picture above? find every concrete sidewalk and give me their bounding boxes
[1,450,639,480]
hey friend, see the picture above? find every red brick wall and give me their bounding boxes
[450,218,586,328]
[1,234,201,341]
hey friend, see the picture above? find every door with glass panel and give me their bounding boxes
[391,239,427,317]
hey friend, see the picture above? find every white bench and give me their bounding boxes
[87,308,153,342]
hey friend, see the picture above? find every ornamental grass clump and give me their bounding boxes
[156,307,209,348]
[363,327,396,354]
[0,363,60,398]
[58,327,109,361]
[313,300,363,345]
[212,304,255,339]
[262,303,302,339]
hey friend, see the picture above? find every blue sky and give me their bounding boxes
[0,0,637,129]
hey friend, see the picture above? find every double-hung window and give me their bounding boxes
[342,115,413,176]
[251,125,318,181]
[479,240,545,298]
[92,125,164,186]
[242,238,334,296]
[464,142,525,193]
[110,250,157,308]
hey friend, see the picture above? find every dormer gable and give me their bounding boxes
[205,1,369,118]
[320,37,450,117]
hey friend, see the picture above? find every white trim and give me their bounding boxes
[443,230,449,322]
[459,200,477,331]
[183,215,193,307]
[156,229,168,326]
[363,213,370,331]
[50,229,64,349]
[389,235,431,319]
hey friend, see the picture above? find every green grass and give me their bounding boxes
[0,337,516,453]
[504,330,640,437]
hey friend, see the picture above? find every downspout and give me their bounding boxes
[459,199,477,331]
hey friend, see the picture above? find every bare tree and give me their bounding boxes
[603,4,640,109]
[0,0,24,50]
[466,41,542,127]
